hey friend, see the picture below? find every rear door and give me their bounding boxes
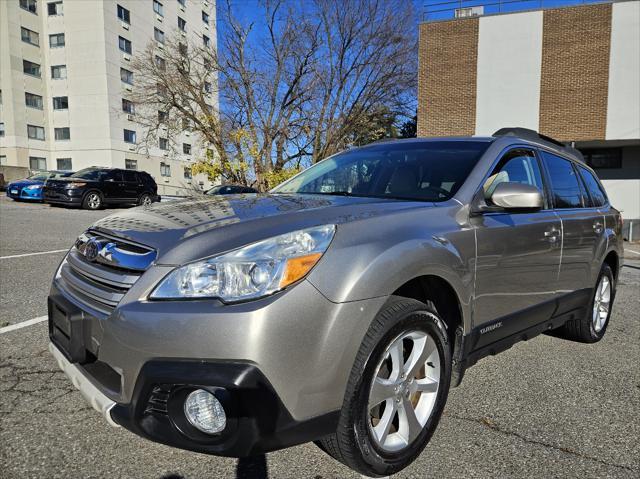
[121,169,141,200]
[540,151,606,311]
[472,147,562,339]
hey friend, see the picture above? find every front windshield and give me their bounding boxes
[273,140,491,202]
[70,168,108,180]
[28,173,49,181]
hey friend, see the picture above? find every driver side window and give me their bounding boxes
[484,149,544,205]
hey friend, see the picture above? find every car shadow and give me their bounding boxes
[158,456,269,479]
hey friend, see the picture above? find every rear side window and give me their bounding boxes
[578,165,607,207]
[540,151,584,209]
[122,170,137,182]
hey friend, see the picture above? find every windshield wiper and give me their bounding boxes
[297,191,363,197]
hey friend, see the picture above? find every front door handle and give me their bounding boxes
[593,222,603,233]
[544,228,561,243]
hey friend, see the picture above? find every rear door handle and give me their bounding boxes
[593,222,603,233]
[544,229,561,243]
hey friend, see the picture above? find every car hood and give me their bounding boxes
[91,193,432,264]
[9,179,44,188]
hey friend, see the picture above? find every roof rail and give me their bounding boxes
[492,127,585,163]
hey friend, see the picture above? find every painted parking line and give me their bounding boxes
[626,249,640,256]
[0,315,48,334]
[0,249,67,260]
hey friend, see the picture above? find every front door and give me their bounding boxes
[471,148,561,343]
[102,170,125,203]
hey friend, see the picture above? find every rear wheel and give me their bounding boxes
[138,193,152,206]
[82,191,103,210]
[560,263,615,343]
[316,296,451,477]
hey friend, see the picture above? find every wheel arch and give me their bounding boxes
[603,250,620,280]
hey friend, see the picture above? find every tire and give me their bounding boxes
[316,296,452,477]
[82,191,103,210]
[138,193,152,206]
[559,263,615,343]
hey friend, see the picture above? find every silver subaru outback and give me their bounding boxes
[48,128,622,477]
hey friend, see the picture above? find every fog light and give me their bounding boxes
[184,389,226,434]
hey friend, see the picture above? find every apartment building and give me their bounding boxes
[418,0,640,235]
[0,0,217,195]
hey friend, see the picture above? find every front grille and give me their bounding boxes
[56,231,155,316]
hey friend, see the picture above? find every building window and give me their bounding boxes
[0,155,6,165]
[202,11,209,24]
[182,118,190,130]
[160,162,171,177]
[184,166,192,179]
[29,156,47,170]
[56,158,72,170]
[203,34,210,48]
[581,148,622,169]
[178,42,187,55]
[153,0,163,16]
[25,92,44,110]
[54,127,70,140]
[47,1,63,16]
[53,96,68,110]
[154,27,165,44]
[120,67,133,84]
[204,81,213,94]
[122,98,135,114]
[158,110,168,122]
[159,138,169,150]
[178,16,186,31]
[27,125,45,140]
[119,36,132,54]
[124,129,136,143]
[177,0,186,7]
[117,4,130,24]
[51,64,67,79]
[20,0,37,14]
[183,143,191,155]
[125,159,138,170]
[21,27,40,46]
[155,56,166,70]
[0,123,4,137]
[23,60,41,77]
[49,33,65,47]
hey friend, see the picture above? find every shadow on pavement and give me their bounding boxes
[158,456,269,479]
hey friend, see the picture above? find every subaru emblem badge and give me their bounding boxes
[84,239,100,262]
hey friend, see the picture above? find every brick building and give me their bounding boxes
[418,0,640,234]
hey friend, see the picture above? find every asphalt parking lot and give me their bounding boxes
[1,194,639,479]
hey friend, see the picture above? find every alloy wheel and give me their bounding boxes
[367,330,441,452]
[592,275,611,333]
[87,193,101,209]
[141,195,152,206]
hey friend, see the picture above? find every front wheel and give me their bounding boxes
[82,191,103,210]
[317,296,452,477]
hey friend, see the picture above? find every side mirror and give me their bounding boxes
[490,182,543,210]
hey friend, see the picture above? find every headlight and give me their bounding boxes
[24,184,43,190]
[67,182,87,188]
[150,224,336,302]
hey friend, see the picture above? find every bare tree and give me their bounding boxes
[129,0,416,190]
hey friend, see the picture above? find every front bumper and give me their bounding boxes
[48,272,387,455]
[43,188,83,205]
[7,187,44,200]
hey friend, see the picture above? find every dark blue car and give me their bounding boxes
[6,171,73,201]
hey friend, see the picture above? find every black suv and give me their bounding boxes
[44,167,160,210]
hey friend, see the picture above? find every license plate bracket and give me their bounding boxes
[48,297,86,363]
